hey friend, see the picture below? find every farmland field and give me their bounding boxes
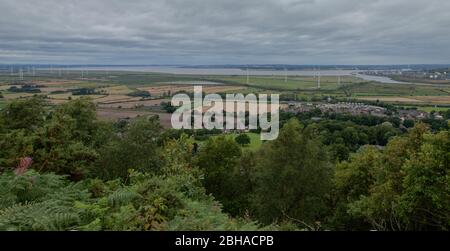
[97,108,172,127]
[98,85,134,95]
[2,92,36,100]
[354,96,426,103]
[355,95,450,104]
[399,105,450,112]
[94,95,141,103]
[138,85,246,97]
[347,82,450,96]
[206,75,363,90]
[414,96,450,104]
[97,98,170,109]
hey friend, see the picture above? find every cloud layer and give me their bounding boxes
[0,0,449,64]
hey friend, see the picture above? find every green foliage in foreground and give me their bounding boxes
[334,124,450,230]
[0,138,262,231]
[251,120,333,227]
[0,97,448,231]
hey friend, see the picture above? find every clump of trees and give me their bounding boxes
[235,134,251,146]
[71,88,100,96]
[160,101,177,113]
[334,123,449,230]
[8,85,41,93]
[250,119,333,227]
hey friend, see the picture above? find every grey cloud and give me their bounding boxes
[0,0,449,64]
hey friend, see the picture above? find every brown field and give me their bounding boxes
[138,85,246,96]
[95,95,141,103]
[413,96,450,104]
[97,98,170,109]
[355,95,450,104]
[3,93,35,100]
[47,99,69,105]
[199,100,284,113]
[0,85,16,91]
[46,94,107,104]
[97,85,133,95]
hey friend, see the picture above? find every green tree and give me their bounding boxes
[403,119,415,128]
[252,119,333,228]
[0,129,35,171]
[235,134,251,146]
[53,98,98,145]
[333,146,382,230]
[195,136,252,216]
[33,113,98,180]
[397,129,449,230]
[94,116,164,180]
[0,97,46,132]
[337,123,450,230]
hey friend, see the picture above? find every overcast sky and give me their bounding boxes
[0,0,449,65]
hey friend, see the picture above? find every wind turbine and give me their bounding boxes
[284,67,288,83]
[317,70,321,89]
[246,66,249,85]
[19,68,24,81]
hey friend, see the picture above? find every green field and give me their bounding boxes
[400,105,450,113]
[196,132,263,151]
[418,107,449,112]
[205,75,362,91]
[223,132,264,150]
[346,82,450,97]
[241,132,264,150]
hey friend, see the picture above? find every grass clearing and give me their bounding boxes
[348,82,449,96]
[196,132,263,151]
[354,95,450,105]
[416,106,450,112]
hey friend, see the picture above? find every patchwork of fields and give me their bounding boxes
[0,70,449,126]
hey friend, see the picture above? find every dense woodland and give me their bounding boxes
[0,97,448,231]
